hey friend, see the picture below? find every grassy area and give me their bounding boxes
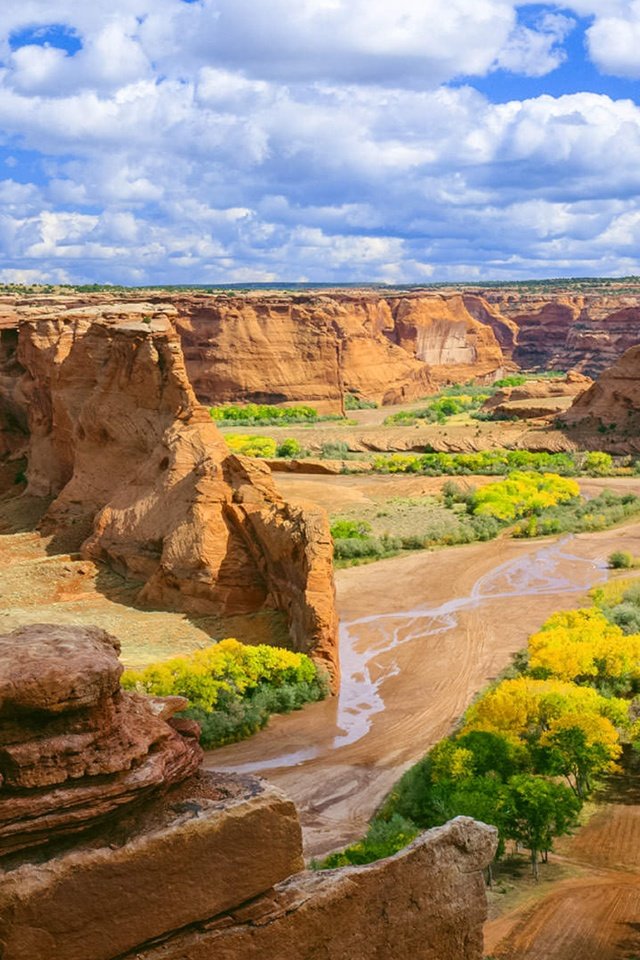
[330,475,640,567]
[210,402,346,426]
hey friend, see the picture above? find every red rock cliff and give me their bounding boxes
[563,343,640,450]
[7,303,338,682]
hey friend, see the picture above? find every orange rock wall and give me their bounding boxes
[9,305,339,681]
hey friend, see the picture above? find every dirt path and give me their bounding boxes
[206,515,640,857]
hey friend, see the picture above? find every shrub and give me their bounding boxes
[276,437,303,457]
[320,441,350,459]
[584,451,614,476]
[330,519,372,540]
[472,472,580,523]
[211,403,321,425]
[122,639,329,748]
[225,434,278,457]
[344,394,378,410]
[610,550,634,569]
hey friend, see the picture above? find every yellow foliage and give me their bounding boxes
[463,676,628,746]
[122,638,317,712]
[528,607,640,682]
[472,471,580,522]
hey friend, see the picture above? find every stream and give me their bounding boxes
[213,536,608,776]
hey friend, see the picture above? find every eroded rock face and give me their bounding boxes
[564,344,640,448]
[169,293,436,412]
[482,292,640,375]
[0,623,202,857]
[9,305,338,681]
[124,817,498,960]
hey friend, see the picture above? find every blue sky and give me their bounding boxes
[0,1,639,285]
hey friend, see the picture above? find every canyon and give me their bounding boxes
[0,621,496,960]
[2,285,640,415]
[0,302,338,682]
[1,285,640,960]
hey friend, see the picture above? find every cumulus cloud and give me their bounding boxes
[0,0,639,281]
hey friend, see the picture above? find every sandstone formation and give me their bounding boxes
[2,287,640,413]
[0,623,497,960]
[482,291,640,375]
[564,344,640,448]
[1,304,338,681]
[168,293,435,412]
[125,817,497,960]
[482,371,592,420]
[0,623,202,857]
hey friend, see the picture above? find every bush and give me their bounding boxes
[610,551,635,569]
[472,472,580,523]
[320,441,350,459]
[225,434,278,457]
[211,403,324,425]
[276,437,303,457]
[330,519,372,539]
[369,450,583,478]
[344,394,378,410]
[122,639,329,748]
[584,451,614,476]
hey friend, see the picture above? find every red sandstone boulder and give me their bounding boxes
[0,624,202,857]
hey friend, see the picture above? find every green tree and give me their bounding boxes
[501,774,581,879]
[535,724,614,800]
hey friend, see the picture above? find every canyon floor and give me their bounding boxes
[4,466,640,959]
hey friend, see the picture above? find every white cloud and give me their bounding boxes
[495,13,575,77]
[0,1,639,281]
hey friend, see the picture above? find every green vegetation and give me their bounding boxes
[384,388,490,426]
[471,472,579,523]
[369,449,625,477]
[123,639,329,748]
[593,577,640,638]
[511,489,640,538]
[320,601,639,878]
[330,475,640,567]
[224,434,304,458]
[210,403,343,426]
[609,550,636,570]
[344,394,378,410]
[330,495,502,566]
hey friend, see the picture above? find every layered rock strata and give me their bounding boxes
[3,288,640,412]
[0,623,496,960]
[482,371,592,420]
[563,344,640,449]
[4,304,338,681]
[0,623,202,857]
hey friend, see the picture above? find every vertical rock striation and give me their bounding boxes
[8,304,339,681]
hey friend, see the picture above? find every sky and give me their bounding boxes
[1,1,640,285]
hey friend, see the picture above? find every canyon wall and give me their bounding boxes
[1,303,338,680]
[482,291,640,374]
[563,343,640,451]
[0,622,498,960]
[2,288,640,415]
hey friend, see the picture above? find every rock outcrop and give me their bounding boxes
[3,304,338,682]
[0,624,497,960]
[0,623,202,857]
[125,817,496,960]
[482,371,592,420]
[564,344,640,447]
